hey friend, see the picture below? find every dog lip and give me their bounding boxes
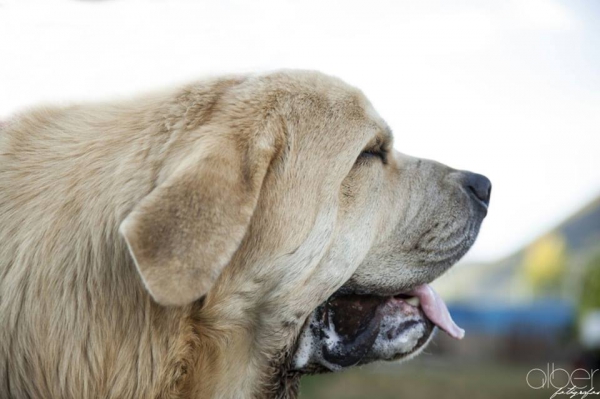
[291,283,464,372]
[469,192,490,216]
[475,197,489,213]
[392,285,464,340]
[291,293,434,372]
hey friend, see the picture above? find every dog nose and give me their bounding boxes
[462,172,492,207]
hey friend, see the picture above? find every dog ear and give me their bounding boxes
[120,133,278,306]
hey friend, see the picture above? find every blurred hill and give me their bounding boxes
[434,193,600,304]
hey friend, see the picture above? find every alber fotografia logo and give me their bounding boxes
[527,363,600,399]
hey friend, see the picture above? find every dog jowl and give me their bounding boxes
[291,154,490,373]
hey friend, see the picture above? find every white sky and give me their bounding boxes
[1,0,599,262]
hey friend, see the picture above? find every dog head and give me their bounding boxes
[119,70,490,383]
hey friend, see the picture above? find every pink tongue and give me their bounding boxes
[407,284,465,340]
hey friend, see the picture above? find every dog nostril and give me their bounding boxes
[463,172,492,206]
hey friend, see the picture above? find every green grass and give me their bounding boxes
[299,360,550,399]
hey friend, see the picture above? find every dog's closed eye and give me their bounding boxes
[355,131,392,166]
[356,142,388,165]
[357,148,386,164]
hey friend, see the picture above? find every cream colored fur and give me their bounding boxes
[0,70,481,398]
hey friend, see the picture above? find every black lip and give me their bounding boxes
[468,191,490,216]
[319,294,386,368]
[294,293,435,372]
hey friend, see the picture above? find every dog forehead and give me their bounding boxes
[265,72,388,143]
[240,71,371,115]
[218,71,389,155]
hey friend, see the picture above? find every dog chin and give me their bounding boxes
[290,293,435,373]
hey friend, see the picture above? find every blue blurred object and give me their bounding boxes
[448,299,575,336]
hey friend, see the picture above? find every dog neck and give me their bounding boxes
[176,297,304,399]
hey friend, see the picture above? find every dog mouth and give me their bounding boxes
[291,284,463,373]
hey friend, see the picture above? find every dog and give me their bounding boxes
[0,70,491,398]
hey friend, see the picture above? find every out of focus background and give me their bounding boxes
[1,1,599,398]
